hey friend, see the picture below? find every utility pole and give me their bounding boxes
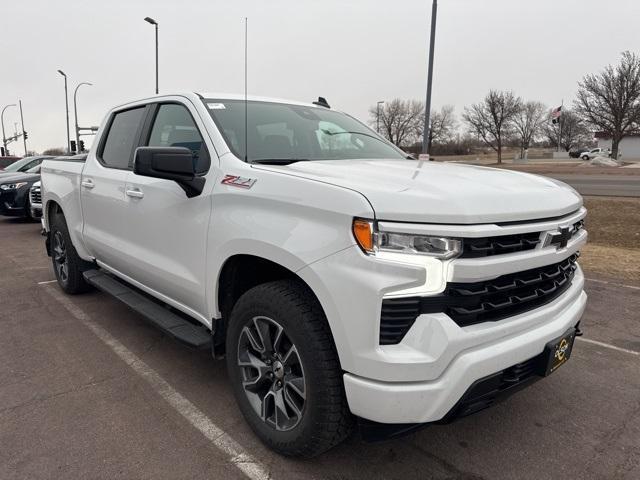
[376,101,384,134]
[74,82,93,152]
[421,0,438,157]
[144,17,159,94]
[1,104,16,156]
[19,100,27,155]
[58,70,71,153]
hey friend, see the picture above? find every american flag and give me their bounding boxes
[551,106,562,124]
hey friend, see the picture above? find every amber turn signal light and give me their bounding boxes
[352,219,375,253]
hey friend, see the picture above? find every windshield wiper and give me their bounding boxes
[250,158,310,165]
[321,129,381,142]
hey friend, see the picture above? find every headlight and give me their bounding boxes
[0,182,28,191]
[352,218,461,259]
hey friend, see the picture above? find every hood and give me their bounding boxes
[0,172,40,185]
[254,159,582,224]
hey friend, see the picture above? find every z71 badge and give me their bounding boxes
[221,175,257,189]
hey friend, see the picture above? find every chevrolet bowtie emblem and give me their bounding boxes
[545,226,572,250]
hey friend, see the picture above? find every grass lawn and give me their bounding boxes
[580,196,640,285]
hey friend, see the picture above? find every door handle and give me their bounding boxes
[126,189,144,199]
[81,179,94,189]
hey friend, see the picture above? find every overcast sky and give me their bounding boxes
[1,0,638,154]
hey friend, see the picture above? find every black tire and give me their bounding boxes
[226,279,353,458]
[581,155,589,161]
[50,211,92,294]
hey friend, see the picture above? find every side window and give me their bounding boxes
[101,107,146,169]
[148,104,210,174]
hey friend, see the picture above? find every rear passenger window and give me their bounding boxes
[101,107,145,169]
[147,104,210,174]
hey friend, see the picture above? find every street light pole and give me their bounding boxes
[57,70,71,153]
[74,82,93,152]
[1,104,16,156]
[376,101,384,134]
[144,17,159,94]
[421,0,438,156]
[19,100,27,155]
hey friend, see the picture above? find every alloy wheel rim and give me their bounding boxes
[52,231,68,283]
[237,316,306,431]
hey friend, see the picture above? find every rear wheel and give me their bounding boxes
[226,280,353,457]
[581,155,589,161]
[50,211,92,294]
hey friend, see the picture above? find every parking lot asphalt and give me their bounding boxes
[1,216,639,480]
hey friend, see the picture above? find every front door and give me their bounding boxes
[120,102,215,319]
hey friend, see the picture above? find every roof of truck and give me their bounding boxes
[113,92,325,111]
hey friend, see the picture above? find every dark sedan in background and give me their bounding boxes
[0,165,42,221]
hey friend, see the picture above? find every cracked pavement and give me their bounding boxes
[1,216,639,479]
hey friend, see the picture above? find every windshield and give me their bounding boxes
[4,157,37,172]
[203,99,406,162]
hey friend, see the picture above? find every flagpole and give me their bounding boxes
[558,98,564,152]
[557,99,563,153]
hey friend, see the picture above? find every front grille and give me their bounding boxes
[379,254,578,344]
[30,187,41,204]
[460,219,584,258]
[461,232,541,258]
[435,254,578,326]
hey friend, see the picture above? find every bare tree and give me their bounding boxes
[42,147,66,155]
[513,101,546,159]
[369,99,424,147]
[543,110,592,151]
[424,105,456,151]
[574,51,640,160]
[463,90,521,163]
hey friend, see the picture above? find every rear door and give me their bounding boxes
[81,105,147,273]
[120,101,214,318]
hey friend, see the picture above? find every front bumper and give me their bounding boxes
[30,204,42,218]
[343,279,586,424]
[0,189,27,217]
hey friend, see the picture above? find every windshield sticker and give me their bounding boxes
[207,103,226,110]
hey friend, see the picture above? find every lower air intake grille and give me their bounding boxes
[379,298,421,345]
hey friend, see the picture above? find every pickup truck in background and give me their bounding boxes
[41,92,588,457]
[580,147,610,160]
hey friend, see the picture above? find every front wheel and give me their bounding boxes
[226,280,353,457]
[581,155,589,161]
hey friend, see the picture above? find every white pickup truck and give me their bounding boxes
[41,92,588,457]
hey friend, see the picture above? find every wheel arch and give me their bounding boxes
[213,253,342,362]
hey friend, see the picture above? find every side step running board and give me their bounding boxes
[83,269,211,349]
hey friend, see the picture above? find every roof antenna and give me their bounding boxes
[244,17,248,162]
[313,97,331,108]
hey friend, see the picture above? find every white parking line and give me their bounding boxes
[37,279,57,284]
[585,277,640,291]
[577,337,640,356]
[44,285,270,480]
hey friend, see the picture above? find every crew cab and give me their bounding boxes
[41,92,588,457]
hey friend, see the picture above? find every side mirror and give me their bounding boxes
[133,146,205,198]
